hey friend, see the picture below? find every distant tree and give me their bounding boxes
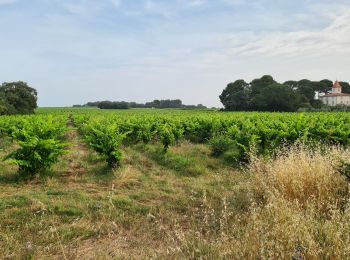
[297,85,315,103]
[297,102,314,112]
[340,82,350,93]
[283,80,298,89]
[82,99,199,109]
[220,76,349,112]
[285,79,330,94]
[250,75,276,96]
[153,100,161,108]
[85,101,101,107]
[0,81,37,115]
[0,92,8,115]
[196,104,207,109]
[145,99,183,109]
[128,102,145,108]
[311,99,324,109]
[250,83,300,112]
[219,80,250,111]
[98,101,129,109]
[284,79,319,104]
[319,79,333,93]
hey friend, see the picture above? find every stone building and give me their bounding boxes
[319,80,350,106]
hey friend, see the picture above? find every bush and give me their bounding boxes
[5,116,68,177]
[158,124,176,152]
[84,122,126,168]
[209,135,234,157]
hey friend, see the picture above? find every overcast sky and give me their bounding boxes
[0,0,349,107]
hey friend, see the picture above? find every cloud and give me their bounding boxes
[0,0,17,6]
[143,1,176,18]
[179,0,207,7]
[61,0,122,15]
[221,0,244,5]
[224,9,350,58]
[110,0,121,8]
[1,0,350,107]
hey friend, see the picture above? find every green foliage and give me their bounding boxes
[297,103,314,112]
[98,101,130,109]
[83,121,127,168]
[0,81,38,115]
[219,80,250,111]
[220,76,349,112]
[209,135,234,157]
[5,116,68,177]
[251,83,301,112]
[0,92,8,115]
[158,124,176,152]
[340,81,350,94]
[250,75,277,96]
[68,109,350,166]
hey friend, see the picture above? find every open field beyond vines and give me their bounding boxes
[1,109,350,258]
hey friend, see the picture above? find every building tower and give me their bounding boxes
[332,80,342,94]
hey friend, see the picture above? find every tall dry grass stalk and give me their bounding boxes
[250,145,349,213]
[168,145,350,259]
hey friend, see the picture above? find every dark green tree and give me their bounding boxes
[250,83,300,112]
[0,94,8,115]
[319,79,333,93]
[296,84,315,103]
[340,82,350,93]
[284,79,317,104]
[250,75,276,96]
[0,81,37,114]
[219,80,250,111]
[283,80,298,90]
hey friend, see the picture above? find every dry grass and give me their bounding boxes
[250,146,349,212]
[1,131,350,259]
[168,146,350,259]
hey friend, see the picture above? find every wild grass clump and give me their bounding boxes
[166,145,350,259]
[250,145,349,212]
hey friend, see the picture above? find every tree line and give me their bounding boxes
[74,99,207,110]
[0,81,37,115]
[220,75,350,112]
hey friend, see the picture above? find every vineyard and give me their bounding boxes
[73,111,350,164]
[1,109,350,258]
[2,110,350,174]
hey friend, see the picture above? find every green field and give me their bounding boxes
[1,108,350,258]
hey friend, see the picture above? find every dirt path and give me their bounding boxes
[54,119,93,181]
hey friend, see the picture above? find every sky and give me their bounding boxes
[0,0,350,107]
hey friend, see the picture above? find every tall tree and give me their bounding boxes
[250,75,276,96]
[0,81,37,114]
[0,92,8,115]
[319,79,333,93]
[284,79,320,103]
[219,80,250,111]
[340,82,350,93]
[250,83,300,112]
[297,80,315,103]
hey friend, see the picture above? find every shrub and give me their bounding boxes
[209,135,234,157]
[84,123,126,168]
[5,116,68,177]
[158,124,176,152]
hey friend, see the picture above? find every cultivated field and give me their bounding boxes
[1,109,350,258]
